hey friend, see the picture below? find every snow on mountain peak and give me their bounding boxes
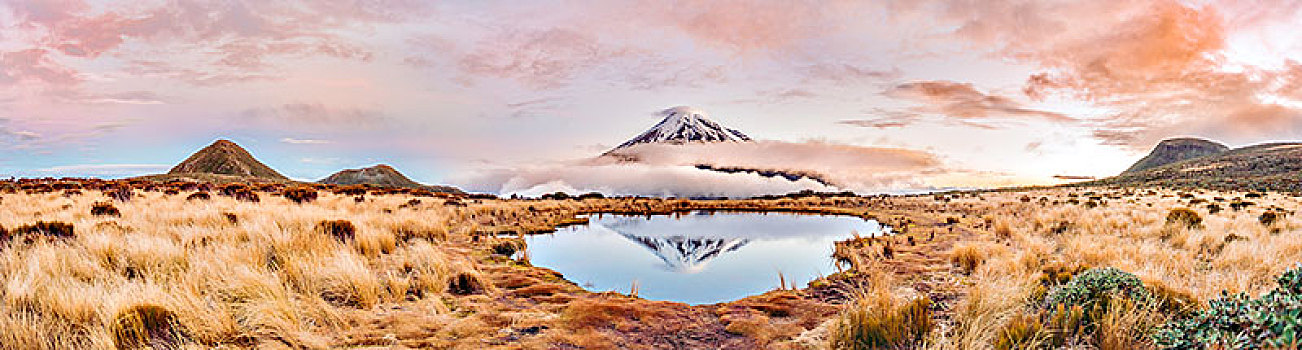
[608,106,752,152]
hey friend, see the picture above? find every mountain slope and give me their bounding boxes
[320,165,422,188]
[1123,137,1228,174]
[318,164,463,193]
[606,106,750,154]
[167,140,287,180]
[1092,142,1302,192]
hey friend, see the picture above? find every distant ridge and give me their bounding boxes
[1123,137,1228,174]
[167,140,287,180]
[1091,140,1302,192]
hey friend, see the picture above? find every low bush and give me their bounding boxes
[1165,208,1203,229]
[185,192,210,201]
[1044,267,1152,312]
[1259,211,1284,227]
[281,187,317,204]
[1155,265,1302,348]
[107,187,133,202]
[91,201,120,216]
[492,239,525,256]
[11,221,75,239]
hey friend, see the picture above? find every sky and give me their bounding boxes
[3,0,1302,196]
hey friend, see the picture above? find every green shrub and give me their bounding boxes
[1045,267,1152,311]
[1155,266,1302,349]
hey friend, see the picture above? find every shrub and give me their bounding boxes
[1259,211,1284,227]
[317,220,357,242]
[281,187,317,204]
[492,239,524,256]
[1165,208,1203,229]
[91,201,120,216]
[107,187,133,202]
[11,221,75,239]
[185,192,210,201]
[110,304,188,349]
[232,190,259,203]
[1044,267,1152,312]
[1155,266,1302,349]
[333,185,369,196]
[1206,204,1222,214]
[829,295,934,349]
[540,192,572,200]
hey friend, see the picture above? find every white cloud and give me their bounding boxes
[33,164,170,177]
[450,140,946,197]
[281,137,332,144]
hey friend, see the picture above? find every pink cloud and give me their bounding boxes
[0,49,80,85]
[886,80,1073,123]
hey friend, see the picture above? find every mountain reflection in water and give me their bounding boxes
[522,211,889,304]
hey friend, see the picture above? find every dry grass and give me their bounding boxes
[3,182,1301,349]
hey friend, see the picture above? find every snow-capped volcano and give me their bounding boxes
[607,106,751,153]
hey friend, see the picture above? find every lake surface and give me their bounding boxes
[520,211,890,304]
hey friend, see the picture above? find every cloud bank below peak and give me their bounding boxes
[449,140,947,198]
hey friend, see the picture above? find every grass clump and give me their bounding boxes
[1155,265,1302,349]
[110,304,189,349]
[1165,208,1203,229]
[950,243,985,275]
[829,294,934,349]
[995,313,1046,350]
[317,220,357,242]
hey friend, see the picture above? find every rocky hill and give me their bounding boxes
[1122,138,1228,174]
[1092,141,1302,192]
[166,140,288,180]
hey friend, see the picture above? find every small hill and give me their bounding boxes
[320,165,463,194]
[167,140,288,180]
[1123,138,1228,174]
[1092,142,1302,192]
[321,164,420,188]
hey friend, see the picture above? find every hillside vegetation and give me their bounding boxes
[1095,142,1302,192]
